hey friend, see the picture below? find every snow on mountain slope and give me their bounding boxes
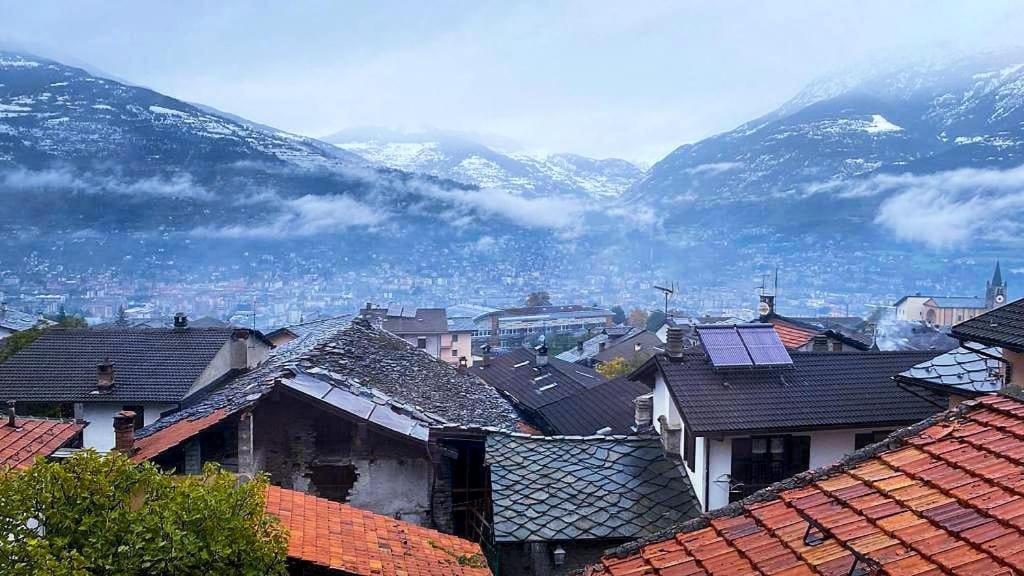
[326,129,643,199]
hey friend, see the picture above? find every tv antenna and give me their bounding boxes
[653,282,676,317]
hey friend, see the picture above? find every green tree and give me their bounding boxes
[646,310,667,332]
[0,326,44,364]
[611,305,626,325]
[0,452,287,576]
[525,291,551,307]
[115,305,129,326]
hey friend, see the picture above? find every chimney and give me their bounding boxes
[758,294,775,321]
[6,400,16,428]
[97,358,115,393]
[536,342,549,367]
[576,340,584,353]
[665,326,684,361]
[113,411,136,454]
[598,341,606,352]
[173,312,188,329]
[480,343,492,367]
[634,393,653,430]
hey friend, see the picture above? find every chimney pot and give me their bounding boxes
[536,343,549,367]
[6,400,15,428]
[576,340,584,352]
[113,411,136,454]
[97,358,115,392]
[173,312,188,329]
[665,326,685,360]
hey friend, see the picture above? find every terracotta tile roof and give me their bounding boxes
[131,408,230,463]
[0,417,83,469]
[589,394,1024,576]
[265,485,491,576]
[767,318,820,349]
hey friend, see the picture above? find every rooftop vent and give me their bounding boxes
[173,312,188,329]
[97,358,115,393]
[665,326,685,360]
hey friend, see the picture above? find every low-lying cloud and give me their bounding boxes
[193,194,387,238]
[1,167,212,200]
[872,165,1024,249]
[685,161,743,175]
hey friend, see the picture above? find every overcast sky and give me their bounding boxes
[2,1,1023,163]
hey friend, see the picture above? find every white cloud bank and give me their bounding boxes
[1,167,212,200]
[193,194,387,238]
[871,165,1024,249]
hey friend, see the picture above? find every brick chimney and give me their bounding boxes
[97,358,115,393]
[665,326,685,361]
[173,312,188,329]
[113,411,136,454]
[6,400,16,428]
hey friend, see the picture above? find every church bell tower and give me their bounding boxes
[986,261,1007,309]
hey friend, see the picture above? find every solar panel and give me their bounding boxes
[401,307,416,318]
[697,326,752,367]
[386,303,403,317]
[738,325,793,366]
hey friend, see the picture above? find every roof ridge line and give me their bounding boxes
[603,397,985,559]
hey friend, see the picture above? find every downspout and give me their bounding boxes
[703,437,710,512]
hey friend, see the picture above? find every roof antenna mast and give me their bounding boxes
[653,282,676,317]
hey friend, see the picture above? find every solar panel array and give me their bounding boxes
[696,324,793,368]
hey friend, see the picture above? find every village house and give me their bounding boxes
[357,303,474,366]
[755,294,873,352]
[126,316,520,530]
[471,344,649,435]
[466,305,615,350]
[484,431,700,576]
[555,326,663,369]
[894,262,1007,327]
[0,401,84,468]
[0,305,50,341]
[0,313,271,450]
[630,324,944,512]
[589,394,1024,576]
[951,296,1024,391]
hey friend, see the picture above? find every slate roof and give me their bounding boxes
[536,377,652,436]
[0,417,84,469]
[447,316,477,333]
[265,315,354,342]
[134,318,519,458]
[0,308,45,332]
[486,432,700,543]
[636,350,945,435]
[266,485,491,576]
[895,346,1005,398]
[591,394,1024,576]
[380,307,448,335]
[0,327,236,403]
[471,347,608,411]
[874,320,958,352]
[952,297,1024,351]
[556,328,663,365]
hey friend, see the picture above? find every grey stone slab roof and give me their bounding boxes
[0,308,46,332]
[0,327,235,403]
[267,315,354,341]
[640,350,945,435]
[137,317,519,445]
[952,298,1024,351]
[486,432,700,543]
[895,345,1004,397]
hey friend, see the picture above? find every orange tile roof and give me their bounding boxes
[591,394,1024,576]
[768,319,819,349]
[0,417,83,469]
[265,485,491,576]
[131,408,229,463]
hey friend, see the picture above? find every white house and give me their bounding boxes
[631,324,944,512]
[0,313,271,450]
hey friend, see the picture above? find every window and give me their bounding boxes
[417,337,427,349]
[683,426,696,471]
[451,349,458,357]
[811,336,829,352]
[832,341,842,352]
[854,430,893,450]
[451,333,459,343]
[122,405,145,430]
[730,435,810,502]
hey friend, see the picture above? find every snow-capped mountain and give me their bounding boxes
[325,128,642,199]
[628,50,1024,241]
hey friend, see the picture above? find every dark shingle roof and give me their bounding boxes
[536,377,651,435]
[895,345,1004,397]
[368,307,448,334]
[556,328,663,365]
[0,327,235,403]
[136,318,518,453]
[471,348,607,411]
[646,350,945,435]
[486,432,700,543]
[951,297,1024,351]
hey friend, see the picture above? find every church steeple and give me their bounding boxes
[987,261,1007,308]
